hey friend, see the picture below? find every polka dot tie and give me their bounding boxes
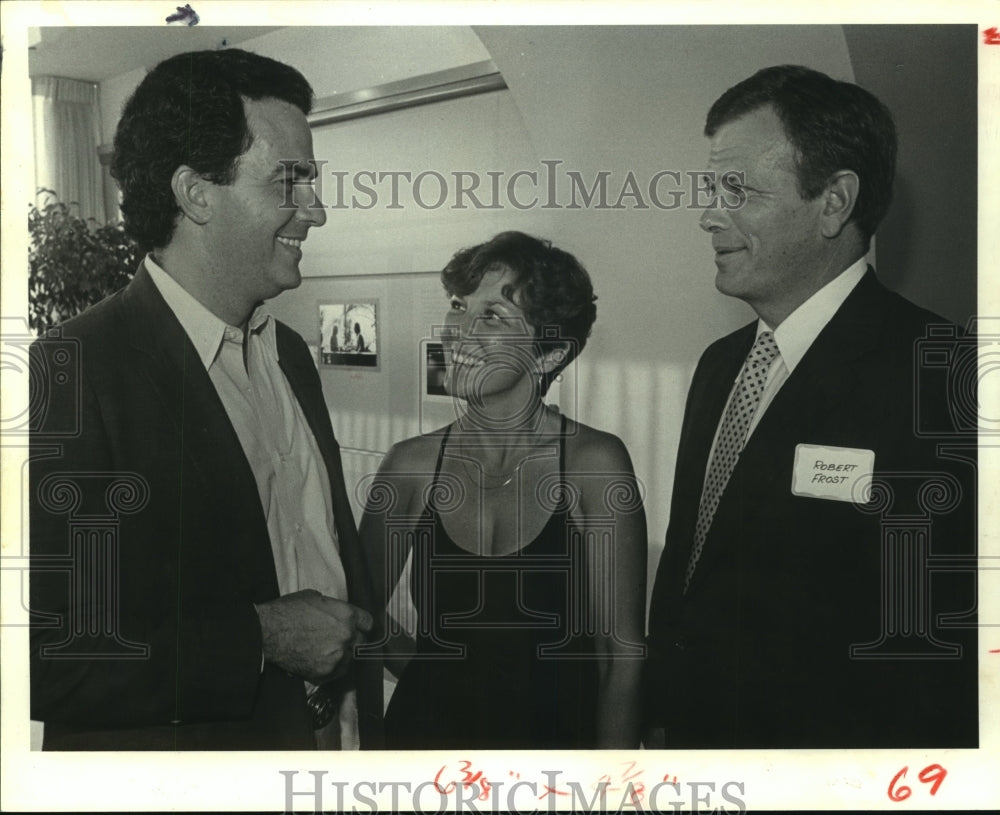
[684,331,780,593]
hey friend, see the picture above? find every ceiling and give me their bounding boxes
[28,26,285,82]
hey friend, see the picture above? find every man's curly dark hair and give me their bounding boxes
[110,48,314,252]
[441,231,598,394]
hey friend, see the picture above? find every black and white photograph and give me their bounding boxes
[1,3,998,813]
[320,301,379,368]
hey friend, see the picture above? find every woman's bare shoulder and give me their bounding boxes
[561,419,646,532]
[562,418,634,473]
[378,426,449,475]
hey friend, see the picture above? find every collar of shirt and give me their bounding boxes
[757,255,868,374]
[144,254,274,370]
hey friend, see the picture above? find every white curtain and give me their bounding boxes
[32,76,106,223]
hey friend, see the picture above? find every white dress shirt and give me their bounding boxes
[705,257,868,477]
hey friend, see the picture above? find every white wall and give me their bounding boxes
[99,26,491,139]
[244,26,490,95]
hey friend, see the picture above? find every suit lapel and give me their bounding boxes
[120,264,277,596]
[685,326,756,486]
[745,269,884,453]
[659,324,754,600]
[122,273,366,606]
[685,270,887,594]
[118,265,382,744]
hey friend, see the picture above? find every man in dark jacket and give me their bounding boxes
[646,65,977,748]
[30,48,381,750]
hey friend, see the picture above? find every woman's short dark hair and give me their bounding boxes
[110,48,314,252]
[441,231,597,393]
[705,64,896,243]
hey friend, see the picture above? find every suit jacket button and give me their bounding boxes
[673,639,686,651]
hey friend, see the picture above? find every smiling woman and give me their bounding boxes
[359,231,648,750]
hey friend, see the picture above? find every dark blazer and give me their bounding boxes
[647,270,978,748]
[29,263,383,750]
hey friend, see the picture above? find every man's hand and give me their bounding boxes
[255,590,373,683]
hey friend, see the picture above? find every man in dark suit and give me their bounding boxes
[646,65,977,748]
[29,49,381,750]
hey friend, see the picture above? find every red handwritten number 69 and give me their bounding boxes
[888,764,947,802]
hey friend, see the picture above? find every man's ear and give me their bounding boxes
[171,165,212,225]
[819,170,860,238]
[537,342,572,375]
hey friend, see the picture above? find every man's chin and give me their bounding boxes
[274,265,303,293]
[714,268,740,297]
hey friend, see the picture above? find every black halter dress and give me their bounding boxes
[383,419,598,749]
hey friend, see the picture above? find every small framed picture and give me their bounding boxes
[424,341,449,397]
[318,301,379,370]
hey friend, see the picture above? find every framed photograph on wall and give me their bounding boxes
[423,340,449,398]
[319,300,380,370]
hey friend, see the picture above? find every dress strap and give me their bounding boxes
[433,423,453,482]
[558,413,568,475]
[556,413,573,514]
[422,423,454,517]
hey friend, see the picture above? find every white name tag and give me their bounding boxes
[791,443,875,504]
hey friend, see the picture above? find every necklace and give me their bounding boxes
[451,405,557,490]
[458,454,524,489]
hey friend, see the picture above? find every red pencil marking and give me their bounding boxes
[888,763,948,802]
[433,765,456,795]
[888,766,911,802]
[989,648,1000,653]
[918,764,947,796]
[984,26,1000,45]
[620,760,643,782]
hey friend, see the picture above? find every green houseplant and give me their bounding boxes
[28,190,140,335]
